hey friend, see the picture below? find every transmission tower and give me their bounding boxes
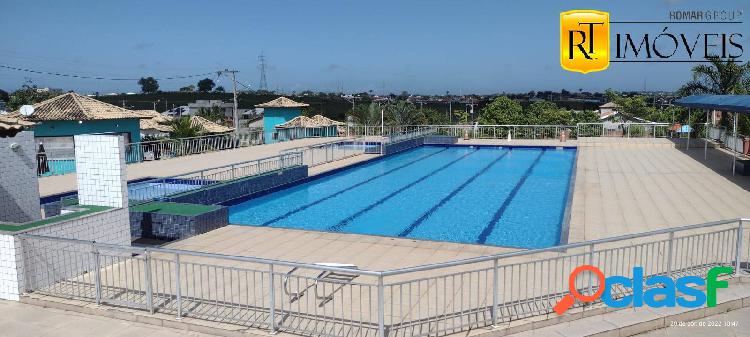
[258,52,268,91]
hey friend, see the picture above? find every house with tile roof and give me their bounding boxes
[9,92,144,158]
[256,96,309,144]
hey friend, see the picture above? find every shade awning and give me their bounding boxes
[673,95,750,114]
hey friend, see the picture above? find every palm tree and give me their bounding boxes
[679,56,750,95]
[169,116,203,138]
[347,102,381,125]
[384,100,426,126]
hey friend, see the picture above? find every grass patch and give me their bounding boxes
[130,201,220,216]
[0,205,111,232]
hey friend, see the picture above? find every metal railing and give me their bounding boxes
[709,126,747,155]
[281,138,370,167]
[386,126,435,144]
[125,132,264,163]
[19,218,749,337]
[431,124,573,140]
[126,152,303,205]
[38,132,265,177]
[577,123,670,138]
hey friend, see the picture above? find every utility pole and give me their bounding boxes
[258,53,268,91]
[218,69,240,138]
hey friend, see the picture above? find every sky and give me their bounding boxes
[0,0,748,95]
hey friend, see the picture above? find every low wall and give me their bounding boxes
[424,135,458,145]
[0,207,130,301]
[383,137,425,156]
[130,205,228,240]
[166,166,309,205]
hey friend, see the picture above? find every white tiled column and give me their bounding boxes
[0,234,21,301]
[74,134,128,208]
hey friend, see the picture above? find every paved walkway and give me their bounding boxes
[0,301,217,337]
[638,306,750,337]
[37,138,343,197]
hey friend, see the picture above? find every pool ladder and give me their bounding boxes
[282,263,359,304]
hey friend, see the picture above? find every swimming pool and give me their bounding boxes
[229,145,576,248]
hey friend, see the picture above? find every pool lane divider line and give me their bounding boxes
[475,149,546,244]
[398,149,512,237]
[259,147,449,227]
[328,148,481,232]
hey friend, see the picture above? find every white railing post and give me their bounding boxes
[377,274,385,337]
[736,219,744,276]
[666,232,674,278]
[144,249,154,314]
[492,258,498,326]
[268,264,276,333]
[92,243,101,305]
[175,253,182,319]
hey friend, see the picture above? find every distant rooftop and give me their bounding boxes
[10,92,144,121]
[275,114,344,129]
[256,96,309,108]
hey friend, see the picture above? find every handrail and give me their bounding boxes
[132,152,302,186]
[18,217,748,278]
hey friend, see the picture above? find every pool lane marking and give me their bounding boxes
[328,148,480,232]
[475,149,546,244]
[259,147,449,227]
[398,149,512,237]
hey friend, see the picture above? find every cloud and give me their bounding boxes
[326,63,342,71]
[131,42,154,50]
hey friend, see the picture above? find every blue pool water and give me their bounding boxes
[229,146,576,248]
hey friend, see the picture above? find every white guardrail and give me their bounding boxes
[280,137,370,167]
[19,218,749,337]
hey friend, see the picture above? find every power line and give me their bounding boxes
[0,64,214,81]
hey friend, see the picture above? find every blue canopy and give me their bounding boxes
[674,95,750,113]
[678,125,693,133]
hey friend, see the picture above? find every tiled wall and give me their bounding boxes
[167,166,308,205]
[383,137,425,156]
[74,134,128,208]
[0,235,21,300]
[0,132,41,223]
[130,207,228,240]
[424,135,458,145]
[0,208,131,301]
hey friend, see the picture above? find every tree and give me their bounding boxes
[179,85,195,92]
[478,96,524,125]
[168,116,203,138]
[424,107,449,125]
[214,86,225,93]
[7,85,58,110]
[137,77,159,93]
[197,78,215,92]
[383,100,426,126]
[0,89,9,102]
[348,102,381,125]
[197,106,224,123]
[527,100,572,125]
[679,56,750,95]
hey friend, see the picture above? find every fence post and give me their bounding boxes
[92,243,101,305]
[492,258,498,326]
[175,253,182,319]
[736,219,744,276]
[377,274,385,337]
[268,264,276,333]
[588,244,595,298]
[231,164,236,180]
[666,232,674,278]
[144,249,154,314]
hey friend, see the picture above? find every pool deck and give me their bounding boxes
[169,136,750,271]
[22,136,750,337]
